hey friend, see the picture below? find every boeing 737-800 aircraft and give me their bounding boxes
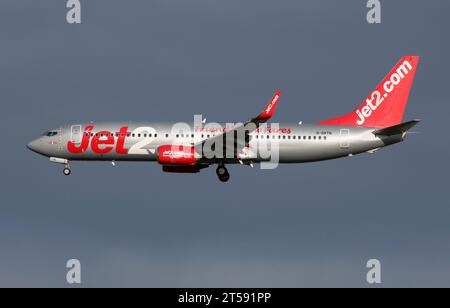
[28,56,420,182]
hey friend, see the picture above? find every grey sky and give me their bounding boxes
[0,0,449,287]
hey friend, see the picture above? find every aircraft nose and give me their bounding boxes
[27,139,42,153]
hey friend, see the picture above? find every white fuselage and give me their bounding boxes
[27,122,403,164]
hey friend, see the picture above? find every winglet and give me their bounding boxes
[256,90,281,121]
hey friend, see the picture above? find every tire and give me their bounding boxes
[216,166,227,176]
[216,164,230,182]
[63,168,71,176]
[218,172,230,182]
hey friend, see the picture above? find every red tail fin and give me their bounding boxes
[319,56,419,128]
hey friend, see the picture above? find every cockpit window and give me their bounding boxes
[43,131,58,137]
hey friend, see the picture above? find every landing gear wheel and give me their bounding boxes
[218,173,230,182]
[216,166,227,177]
[63,168,71,176]
[216,165,230,182]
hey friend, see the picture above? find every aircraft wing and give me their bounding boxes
[196,90,281,160]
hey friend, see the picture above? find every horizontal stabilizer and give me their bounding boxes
[373,119,421,136]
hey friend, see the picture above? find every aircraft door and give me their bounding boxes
[339,129,350,149]
[70,125,82,145]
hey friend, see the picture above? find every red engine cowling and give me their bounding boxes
[157,145,199,165]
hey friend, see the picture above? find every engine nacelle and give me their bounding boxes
[157,145,200,165]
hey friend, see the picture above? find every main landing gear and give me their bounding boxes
[216,163,230,182]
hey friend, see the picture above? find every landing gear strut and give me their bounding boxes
[216,163,230,182]
[49,157,72,176]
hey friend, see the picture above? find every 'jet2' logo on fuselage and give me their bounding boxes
[356,60,413,125]
[68,126,129,154]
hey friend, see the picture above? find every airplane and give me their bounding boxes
[28,55,420,182]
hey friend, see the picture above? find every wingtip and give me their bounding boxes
[255,90,282,121]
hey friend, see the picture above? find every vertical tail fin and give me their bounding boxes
[319,56,420,128]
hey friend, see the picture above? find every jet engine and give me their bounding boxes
[157,145,200,165]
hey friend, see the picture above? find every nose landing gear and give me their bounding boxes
[63,166,71,176]
[49,157,71,176]
[216,163,230,182]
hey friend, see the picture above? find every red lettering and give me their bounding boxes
[91,131,114,154]
[67,125,93,154]
[116,126,129,154]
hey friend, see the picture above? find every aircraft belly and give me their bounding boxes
[277,142,345,163]
[277,136,385,163]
